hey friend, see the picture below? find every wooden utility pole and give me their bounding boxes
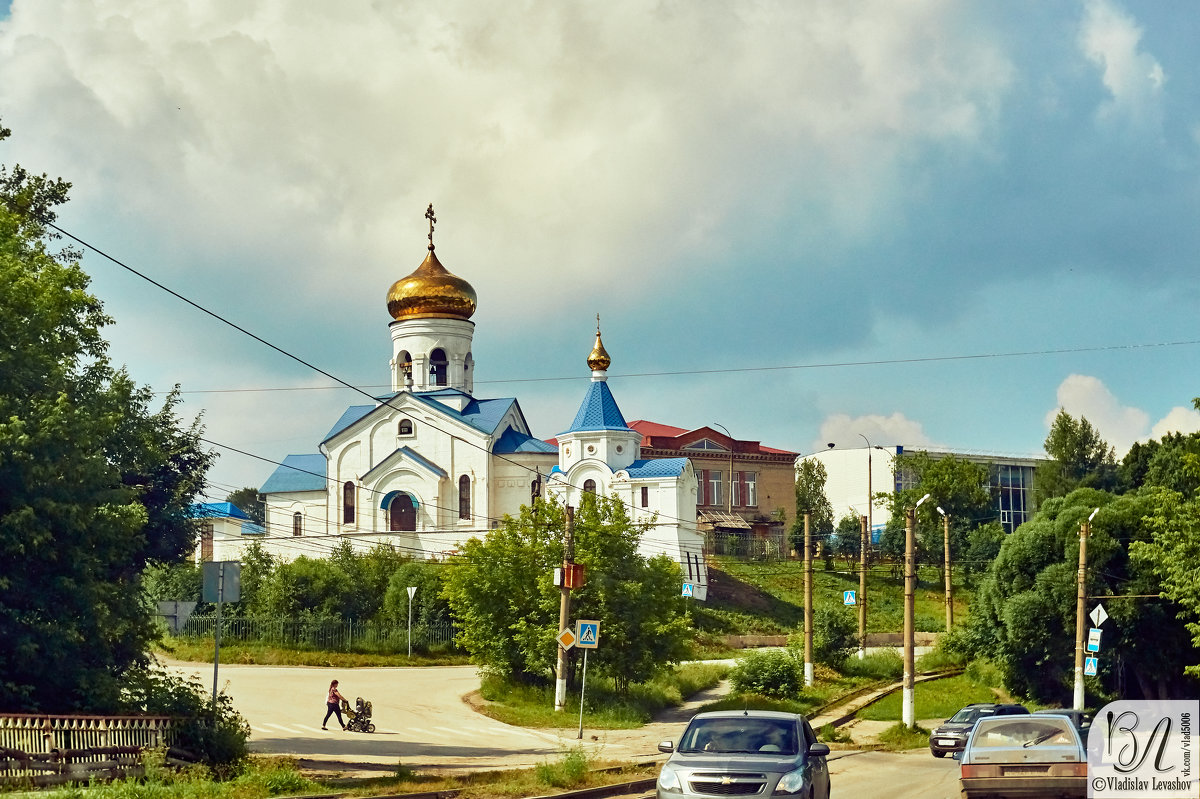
[941,509,953,631]
[555,506,575,712]
[1073,508,1097,711]
[804,510,813,687]
[858,514,868,658]
[904,493,929,728]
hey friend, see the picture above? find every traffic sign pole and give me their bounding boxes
[555,507,575,712]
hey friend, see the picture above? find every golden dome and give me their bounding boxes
[587,329,611,372]
[387,249,477,321]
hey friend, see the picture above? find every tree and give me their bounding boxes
[1037,409,1118,499]
[225,486,265,526]
[791,459,833,556]
[442,495,691,693]
[0,123,215,712]
[830,513,862,565]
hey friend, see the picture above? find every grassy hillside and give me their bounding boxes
[691,556,972,637]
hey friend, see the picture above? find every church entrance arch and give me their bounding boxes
[381,490,418,532]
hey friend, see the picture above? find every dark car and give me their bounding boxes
[930,702,1030,758]
[1033,708,1092,738]
[656,710,831,799]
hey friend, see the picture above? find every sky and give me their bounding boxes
[2,0,1199,502]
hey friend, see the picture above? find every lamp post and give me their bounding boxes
[713,422,734,513]
[903,492,931,728]
[1074,507,1100,711]
[857,434,873,659]
[936,506,952,632]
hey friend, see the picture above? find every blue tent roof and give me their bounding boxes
[493,426,558,454]
[362,446,448,483]
[320,391,524,445]
[323,405,375,441]
[189,502,252,520]
[625,458,689,478]
[561,381,631,434]
[261,453,328,493]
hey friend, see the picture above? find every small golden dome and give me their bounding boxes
[587,329,611,372]
[387,249,478,321]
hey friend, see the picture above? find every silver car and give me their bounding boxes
[959,713,1087,799]
[657,710,831,799]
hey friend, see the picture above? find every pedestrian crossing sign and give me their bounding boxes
[1084,656,1098,677]
[843,590,856,606]
[576,620,600,649]
[682,583,694,597]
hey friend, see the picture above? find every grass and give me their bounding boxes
[856,673,1000,721]
[877,722,931,750]
[156,638,470,667]
[693,557,971,637]
[475,662,729,729]
[702,662,884,717]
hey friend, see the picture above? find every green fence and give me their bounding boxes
[176,615,457,654]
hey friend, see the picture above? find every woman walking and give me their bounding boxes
[322,679,347,730]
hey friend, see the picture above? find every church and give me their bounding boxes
[259,208,707,595]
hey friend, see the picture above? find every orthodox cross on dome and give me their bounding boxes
[596,313,601,334]
[425,203,437,251]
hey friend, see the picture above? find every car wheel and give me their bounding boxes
[931,749,945,758]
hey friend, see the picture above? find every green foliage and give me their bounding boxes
[444,495,691,693]
[382,559,454,632]
[811,605,857,666]
[830,513,862,563]
[120,665,251,777]
[0,128,214,713]
[791,460,833,553]
[224,487,265,526]
[818,723,852,743]
[877,722,930,750]
[729,649,804,698]
[1037,409,1118,499]
[840,649,903,681]
[858,673,995,721]
[535,747,591,788]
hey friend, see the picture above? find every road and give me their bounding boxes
[169,661,963,794]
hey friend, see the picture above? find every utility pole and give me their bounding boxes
[858,514,868,659]
[904,493,930,728]
[804,510,814,687]
[555,506,575,712]
[1074,507,1099,711]
[938,507,952,631]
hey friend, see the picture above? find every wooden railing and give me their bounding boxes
[0,714,175,786]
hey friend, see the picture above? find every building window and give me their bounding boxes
[736,471,757,507]
[641,486,649,508]
[398,418,413,436]
[200,523,214,561]
[343,481,355,524]
[430,348,448,386]
[390,494,416,532]
[398,350,412,382]
[292,512,302,536]
[698,470,722,506]
[583,479,596,494]
[459,475,471,520]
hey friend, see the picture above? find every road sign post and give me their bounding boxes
[202,561,241,705]
[575,620,599,739]
[407,586,417,657]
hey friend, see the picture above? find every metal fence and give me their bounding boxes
[176,615,457,654]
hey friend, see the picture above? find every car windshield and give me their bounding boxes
[678,717,799,755]
[949,708,985,724]
[972,718,1076,749]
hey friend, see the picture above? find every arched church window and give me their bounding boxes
[292,512,302,536]
[398,418,413,436]
[343,481,355,525]
[583,479,596,494]
[399,350,412,378]
[430,348,448,387]
[389,494,416,532]
[459,475,471,520]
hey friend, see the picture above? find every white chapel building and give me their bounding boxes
[257,209,708,596]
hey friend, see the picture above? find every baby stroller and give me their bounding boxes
[341,696,376,733]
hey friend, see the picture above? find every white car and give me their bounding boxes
[959,713,1087,799]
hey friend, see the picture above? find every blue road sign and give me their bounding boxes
[682,583,694,598]
[1084,656,1098,676]
[1087,627,1102,653]
[576,619,600,649]
[843,590,856,606]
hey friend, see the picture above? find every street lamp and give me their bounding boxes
[903,492,930,728]
[713,422,734,514]
[936,506,952,632]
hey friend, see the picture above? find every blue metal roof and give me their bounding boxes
[260,453,328,493]
[562,381,631,434]
[625,458,689,478]
[493,426,558,454]
[323,405,375,441]
[189,502,252,520]
[242,522,266,535]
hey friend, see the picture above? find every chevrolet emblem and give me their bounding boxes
[721,777,733,785]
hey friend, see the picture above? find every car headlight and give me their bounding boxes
[658,765,682,793]
[774,767,808,796]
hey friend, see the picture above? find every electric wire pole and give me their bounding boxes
[804,510,813,687]
[555,506,575,712]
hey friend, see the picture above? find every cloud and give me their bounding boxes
[815,412,937,453]
[1151,405,1200,439]
[1045,374,1149,457]
[1078,0,1165,127]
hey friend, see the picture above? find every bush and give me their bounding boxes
[840,649,903,681]
[730,650,803,699]
[812,606,857,666]
[964,658,1004,689]
[535,747,591,788]
[122,665,250,778]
